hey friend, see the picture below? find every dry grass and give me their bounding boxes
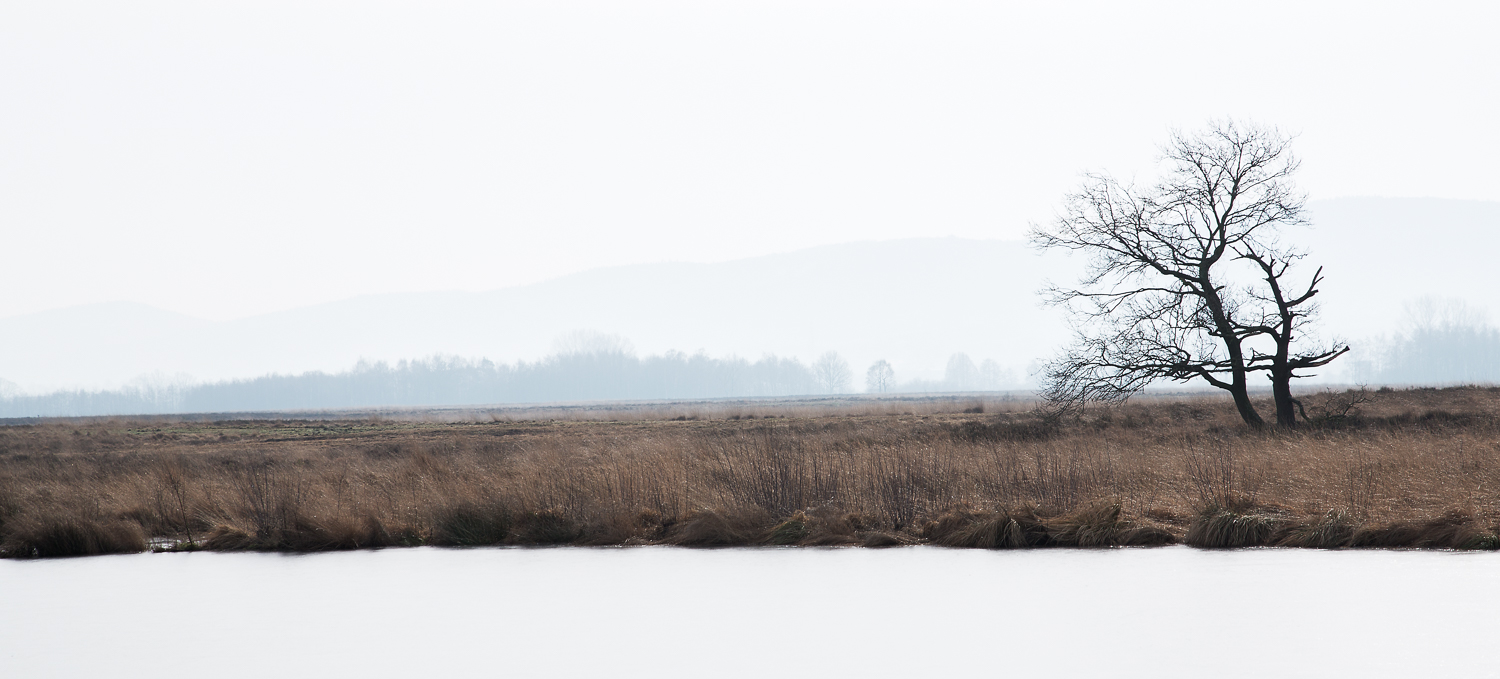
[3,386,1500,558]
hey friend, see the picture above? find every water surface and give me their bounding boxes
[3,546,1496,678]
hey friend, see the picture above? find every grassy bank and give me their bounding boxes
[3,387,1500,558]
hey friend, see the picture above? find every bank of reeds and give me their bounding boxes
[3,386,1500,558]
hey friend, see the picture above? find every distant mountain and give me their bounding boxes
[3,197,1496,392]
[0,237,1074,391]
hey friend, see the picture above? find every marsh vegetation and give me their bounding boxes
[3,387,1500,558]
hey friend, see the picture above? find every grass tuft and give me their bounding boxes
[510,510,583,545]
[924,506,1039,549]
[1351,509,1497,549]
[1048,502,1131,547]
[664,509,762,547]
[1184,503,1287,548]
[1,515,147,558]
[767,511,811,545]
[432,504,512,546]
[857,531,910,547]
[1275,510,1359,549]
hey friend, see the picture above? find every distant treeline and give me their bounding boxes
[0,351,838,418]
[8,317,1497,418]
[1343,303,1500,386]
[1365,325,1500,385]
[1374,322,1500,380]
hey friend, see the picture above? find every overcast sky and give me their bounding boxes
[4,1,1497,322]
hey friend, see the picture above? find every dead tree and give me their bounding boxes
[1030,120,1347,428]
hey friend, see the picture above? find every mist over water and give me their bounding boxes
[3,546,1496,679]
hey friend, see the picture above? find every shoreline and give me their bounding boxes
[12,500,1500,560]
[6,386,1500,560]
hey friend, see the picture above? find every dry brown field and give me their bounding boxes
[4,386,1500,558]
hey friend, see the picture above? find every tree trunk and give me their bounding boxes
[1201,270,1264,429]
[1228,378,1266,429]
[1271,302,1299,428]
[1270,372,1297,427]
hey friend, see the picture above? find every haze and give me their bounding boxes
[3,2,1499,407]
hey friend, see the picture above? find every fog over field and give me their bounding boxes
[3,196,1500,416]
[3,2,1498,415]
[0,237,1066,393]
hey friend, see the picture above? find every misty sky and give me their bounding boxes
[4,1,1498,322]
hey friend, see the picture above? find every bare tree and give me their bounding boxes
[865,359,895,393]
[551,329,635,357]
[812,351,853,393]
[944,353,979,390]
[1030,120,1347,428]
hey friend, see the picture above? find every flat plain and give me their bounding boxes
[4,387,1499,558]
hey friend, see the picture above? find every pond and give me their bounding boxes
[3,546,1496,678]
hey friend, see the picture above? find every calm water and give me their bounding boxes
[3,546,1497,678]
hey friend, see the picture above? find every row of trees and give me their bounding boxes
[868,354,1020,393]
[1343,298,1500,385]
[0,352,816,417]
[0,349,1025,418]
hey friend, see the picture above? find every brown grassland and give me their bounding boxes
[4,386,1500,558]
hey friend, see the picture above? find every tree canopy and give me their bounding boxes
[1030,120,1347,427]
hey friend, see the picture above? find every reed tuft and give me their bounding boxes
[1184,503,1287,549]
[1,515,147,558]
